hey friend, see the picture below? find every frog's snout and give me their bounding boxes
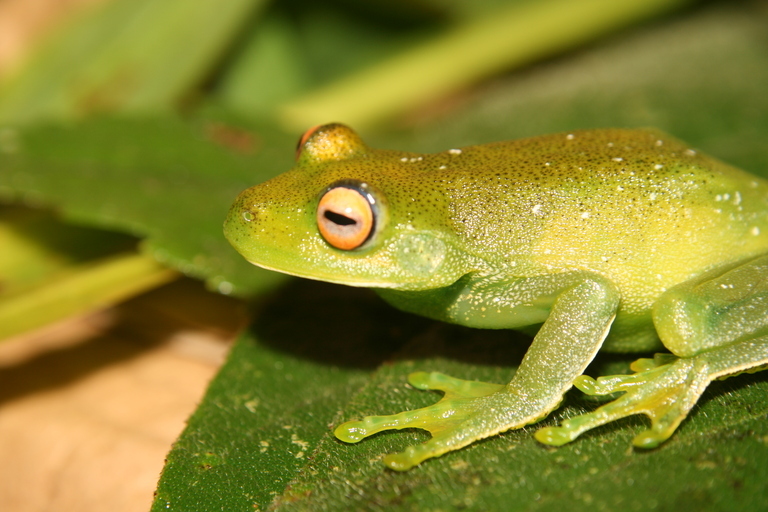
[224,192,260,247]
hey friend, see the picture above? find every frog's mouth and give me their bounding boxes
[245,258,401,289]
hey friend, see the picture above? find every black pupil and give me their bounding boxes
[325,210,356,226]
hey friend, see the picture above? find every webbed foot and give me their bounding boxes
[535,353,708,448]
[335,371,545,471]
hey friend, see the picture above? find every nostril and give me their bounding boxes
[242,210,255,222]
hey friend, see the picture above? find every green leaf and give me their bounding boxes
[0,0,265,124]
[154,282,768,511]
[152,282,424,511]
[271,347,768,512]
[0,114,295,296]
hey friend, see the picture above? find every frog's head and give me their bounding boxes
[224,123,472,290]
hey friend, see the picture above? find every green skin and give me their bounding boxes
[224,124,768,471]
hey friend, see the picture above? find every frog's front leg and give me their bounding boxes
[536,254,768,448]
[335,272,619,470]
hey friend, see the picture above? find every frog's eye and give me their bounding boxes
[317,183,377,250]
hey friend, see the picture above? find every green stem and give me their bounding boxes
[0,251,178,340]
[279,0,692,130]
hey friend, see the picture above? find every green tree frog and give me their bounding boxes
[224,124,768,471]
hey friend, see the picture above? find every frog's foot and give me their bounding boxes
[335,371,544,471]
[535,353,710,448]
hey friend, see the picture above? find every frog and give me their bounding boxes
[224,123,768,471]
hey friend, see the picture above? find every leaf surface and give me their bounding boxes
[0,114,295,296]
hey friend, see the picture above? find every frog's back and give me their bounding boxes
[427,129,768,312]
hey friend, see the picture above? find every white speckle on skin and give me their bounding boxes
[581,211,590,219]
[566,134,575,140]
[612,157,623,162]
[438,165,447,170]
[448,148,462,155]
[532,204,543,215]
[617,185,624,191]
[752,226,761,236]
[649,193,657,201]
[685,148,697,156]
[655,140,664,146]
[733,191,742,205]
[654,164,663,170]
[400,157,409,162]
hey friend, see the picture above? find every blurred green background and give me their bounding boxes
[0,0,767,510]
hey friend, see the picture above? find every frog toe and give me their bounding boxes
[334,415,397,443]
[535,395,639,446]
[334,396,464,443]
[631,423,675,449]
[407,371,506,397]
[383,449,421,471]
[382,432,457,471]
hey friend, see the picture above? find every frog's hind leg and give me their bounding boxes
[536,254,768,448]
